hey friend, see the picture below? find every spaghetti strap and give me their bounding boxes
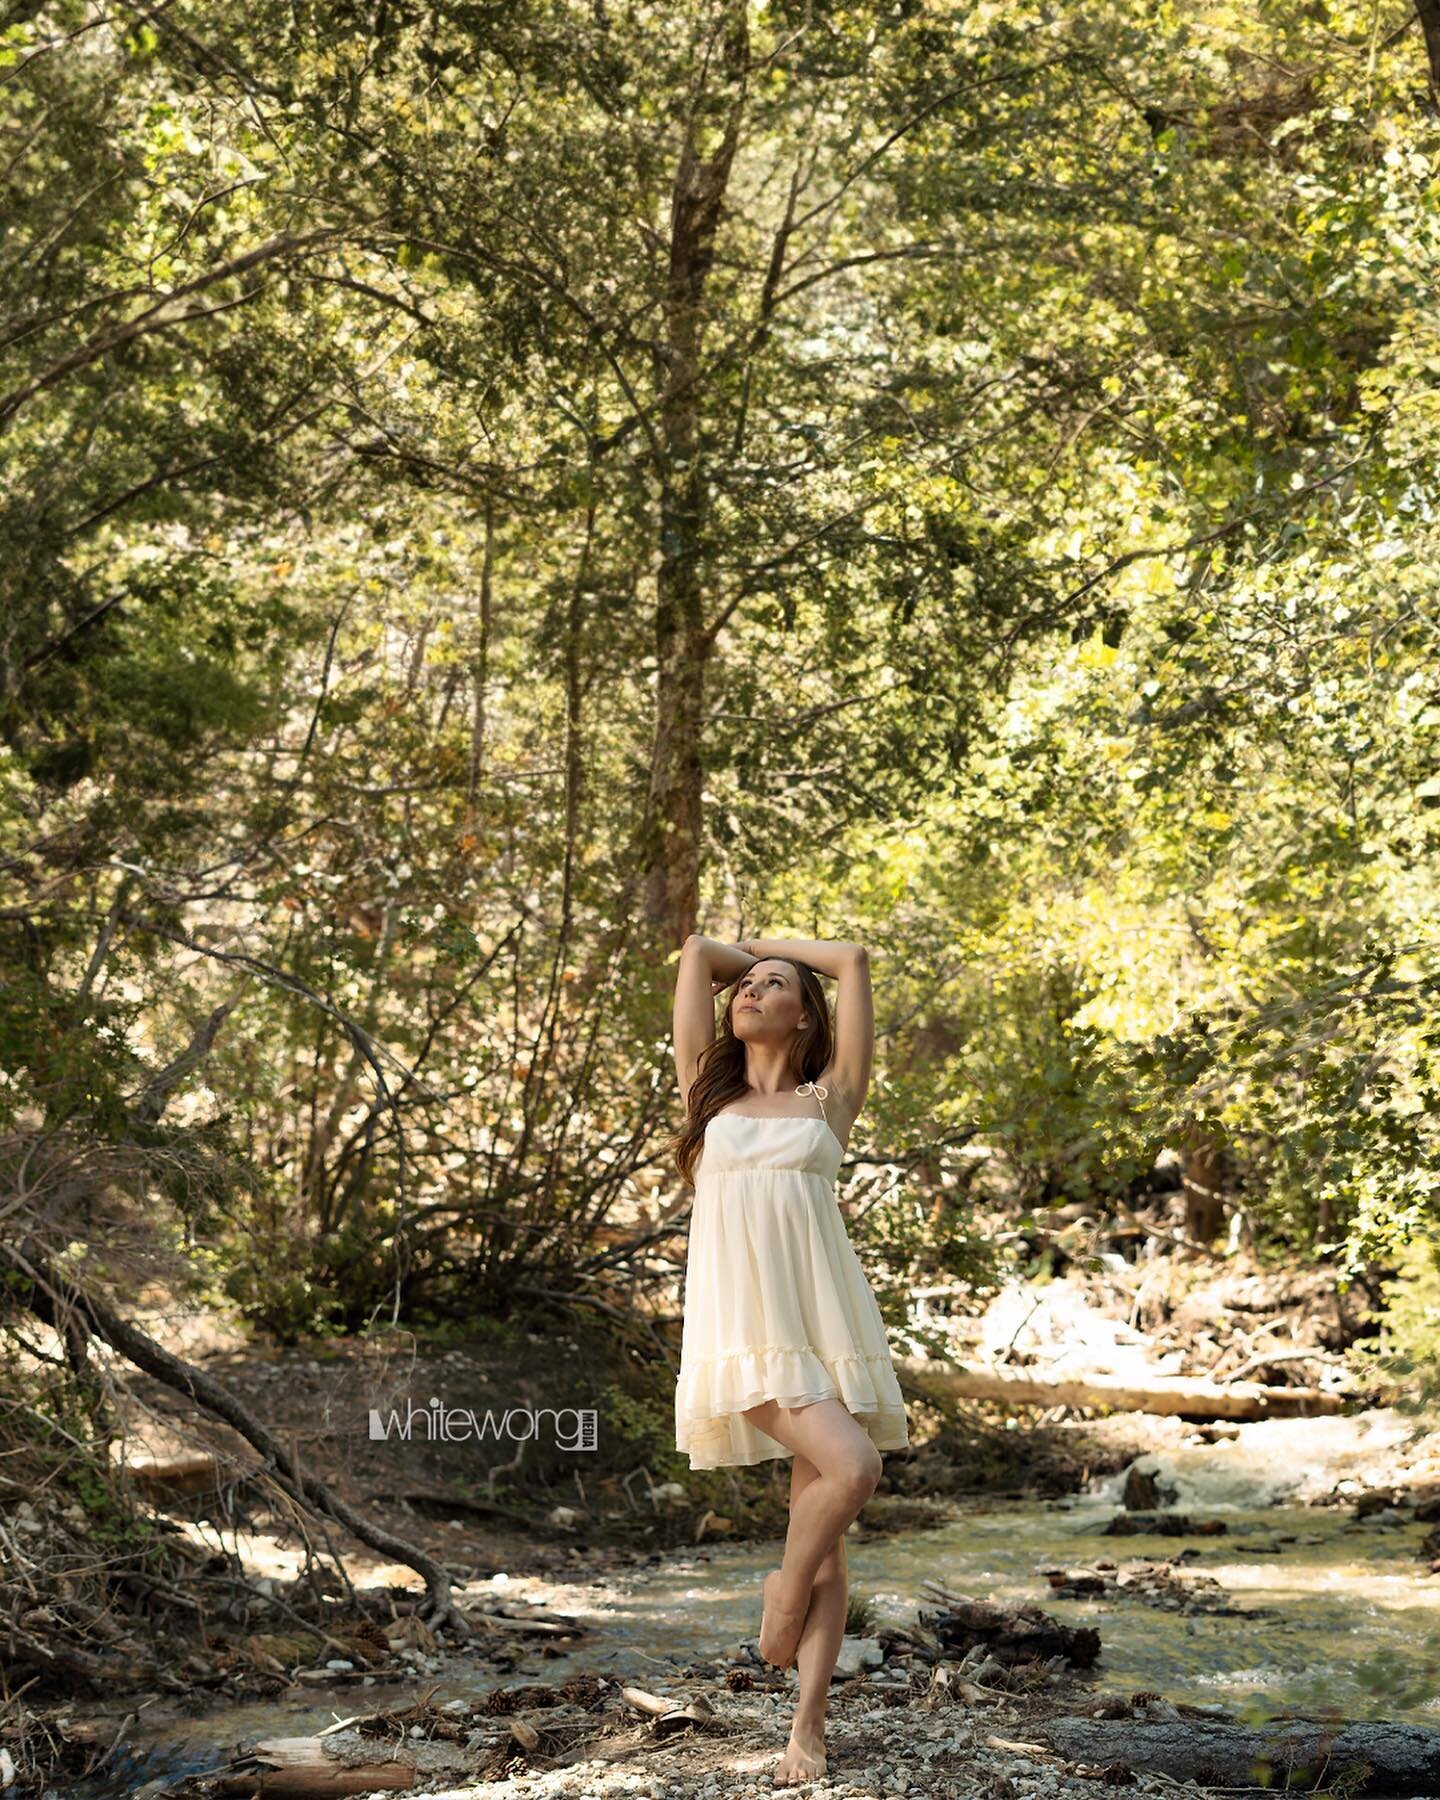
[794,1078,828,1126]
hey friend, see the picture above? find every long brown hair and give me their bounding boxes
[670,959,834,1187]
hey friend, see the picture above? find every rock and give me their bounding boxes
[1104,1511,1228,1537]
[1356,1487,1405,1520]
[1121,1455,1179,1510]
[832,1635,884,1678]
[1039,1564,1109,1595]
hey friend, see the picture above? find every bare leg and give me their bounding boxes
[742,1395,881,1671]
[774,1452,849,1786]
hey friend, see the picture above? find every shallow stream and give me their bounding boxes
[64,1410,1440,1795]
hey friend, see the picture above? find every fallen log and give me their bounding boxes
[1031,1712,1440,1796]
[212,1736,418,1796]
[123,1449,223,1498]
[893,1356,1344,1419]
[211,1729,477,1797]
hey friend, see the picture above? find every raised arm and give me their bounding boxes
[673,933,758,1106]
[739,936,873,1116]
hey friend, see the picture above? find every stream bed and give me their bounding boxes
[63,1411,1440,1795]
[528,1493,1440,1724]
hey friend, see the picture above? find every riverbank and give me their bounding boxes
[29,1404,1440,1797]
[187,1671,1225,1800]
[66,1620,1440,1800]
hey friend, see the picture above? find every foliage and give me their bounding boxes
[844,1588,879,1636]
[1347,1227,1440,1405]
[2,0,1439,1415]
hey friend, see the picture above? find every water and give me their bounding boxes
[924,1495,1440,1723]
[503,1412,1440,1726]
[519,1494,1440,1726]
[59,1411,1440,1793]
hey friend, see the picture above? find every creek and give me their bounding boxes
[62,1408,1440,1796]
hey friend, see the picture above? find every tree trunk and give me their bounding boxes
[465,488,495,828]
[1178,1118,1226,1247]
[640,6,748,943]
[1416,0,1440,104]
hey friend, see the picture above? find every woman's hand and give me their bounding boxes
[712,941,759,996]
[738,935,864,980]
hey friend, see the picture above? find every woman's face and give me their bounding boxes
[731,960,807,1041]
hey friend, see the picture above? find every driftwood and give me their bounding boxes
[619,1687,716,1739]
[1031,1712,1440,1796]
[920,1581,1100,1668]
[213,1735,420,1797]
[619,1686,673,1718]
[464,1609,580,1637]
[894,1355,1343,1419]
[212,1729,479,1797]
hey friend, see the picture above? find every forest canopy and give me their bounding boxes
[3,0,1440,1398]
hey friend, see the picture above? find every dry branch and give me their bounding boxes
[5,1236,470,1634]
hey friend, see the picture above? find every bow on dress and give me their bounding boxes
[795,1079,829,1099]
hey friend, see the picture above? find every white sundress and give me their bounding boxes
[673,1087,911,1470]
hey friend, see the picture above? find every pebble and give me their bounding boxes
[366,1669,1188,1800]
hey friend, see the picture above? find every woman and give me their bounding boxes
[670,932,909,1788]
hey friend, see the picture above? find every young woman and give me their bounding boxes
[670,933,909,1788]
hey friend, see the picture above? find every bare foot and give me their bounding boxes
[759,1567,808,1670]
[775,1723,827,1785]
